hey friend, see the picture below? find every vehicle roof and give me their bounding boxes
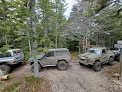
[48,48,69,52]
[90,47,106,50]
[6,49,21,52]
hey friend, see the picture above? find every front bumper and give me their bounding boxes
[78,59,93,65]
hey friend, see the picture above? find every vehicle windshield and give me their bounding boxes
[88,49,101,54]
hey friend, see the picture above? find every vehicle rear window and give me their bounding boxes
[55,50,70,56]
[13,50,21,56]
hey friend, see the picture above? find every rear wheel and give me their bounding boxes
[79,62,82,65]
[57,61,68,71]
[31,63,41,73]
[109,57,114,66]
[116,55,120,62]
[0,64,11,75]
[93,61,101,72]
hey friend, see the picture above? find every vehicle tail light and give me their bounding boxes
[13,61,15,63]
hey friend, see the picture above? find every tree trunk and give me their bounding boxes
[31,0,37,49]
[27,31,32,56]
[26,0,32,56]
[55,0,58,48]
[5,34,8,45]
[120,52,122,83]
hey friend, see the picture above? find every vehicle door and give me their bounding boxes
[4,52,14,62]
[41,51,56,66]
[100,49,108,62]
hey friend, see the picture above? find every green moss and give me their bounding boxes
[71,52,79,59]
[24,75,43,92]
[0,84,4,90]
[2,80,21,92]
[24,75,42,83]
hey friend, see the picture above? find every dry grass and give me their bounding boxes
[71,52,79,59]
[1,80,21,92]
[0,75,51,92]
[106,63,120,80]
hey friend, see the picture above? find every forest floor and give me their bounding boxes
[0,59,122,92]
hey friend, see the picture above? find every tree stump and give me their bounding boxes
[120,52,122,83]
[34,59,39,78]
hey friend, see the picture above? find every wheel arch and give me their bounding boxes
[57,59,67,65]
[93,59,100,64]
[30,61,42,67]
[0,62,9,65]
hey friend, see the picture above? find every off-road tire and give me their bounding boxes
[57,61,68,71]
[31,63,41,73]
[109,57,114,66]
[79,62,82,65]
[93,61,101,72]
[17,62,22,66]
[116,55,120,62]
[0,64,11,75]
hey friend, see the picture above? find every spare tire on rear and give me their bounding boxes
[57,61,68,71]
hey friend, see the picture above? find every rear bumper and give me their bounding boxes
[9,60,23,65]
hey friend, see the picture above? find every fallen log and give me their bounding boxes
[0,75,9,80]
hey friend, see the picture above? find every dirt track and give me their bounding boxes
[11,60,121,92]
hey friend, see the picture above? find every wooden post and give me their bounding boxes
[120,52,122,83]
[0,69,3,77]
[0,69,3,83]
[34,59,39,77]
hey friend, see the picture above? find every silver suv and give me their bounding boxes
[29,48,71,72]
[0,49,24,74]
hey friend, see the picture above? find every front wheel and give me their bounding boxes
[31,63,41,73]
[0,64,11,75]
[93,61,101,72]
[57,61,68,71]
[109,57,114,66]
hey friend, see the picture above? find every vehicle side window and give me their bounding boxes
[102,49,106,54]
[5,52,11,57]
[0,54,4,58]
[46,51,54,57]
[55,51,69,56]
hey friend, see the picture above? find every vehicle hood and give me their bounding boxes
[36,54,45,60]
[79,53,100,59]
[28,54,45,64]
